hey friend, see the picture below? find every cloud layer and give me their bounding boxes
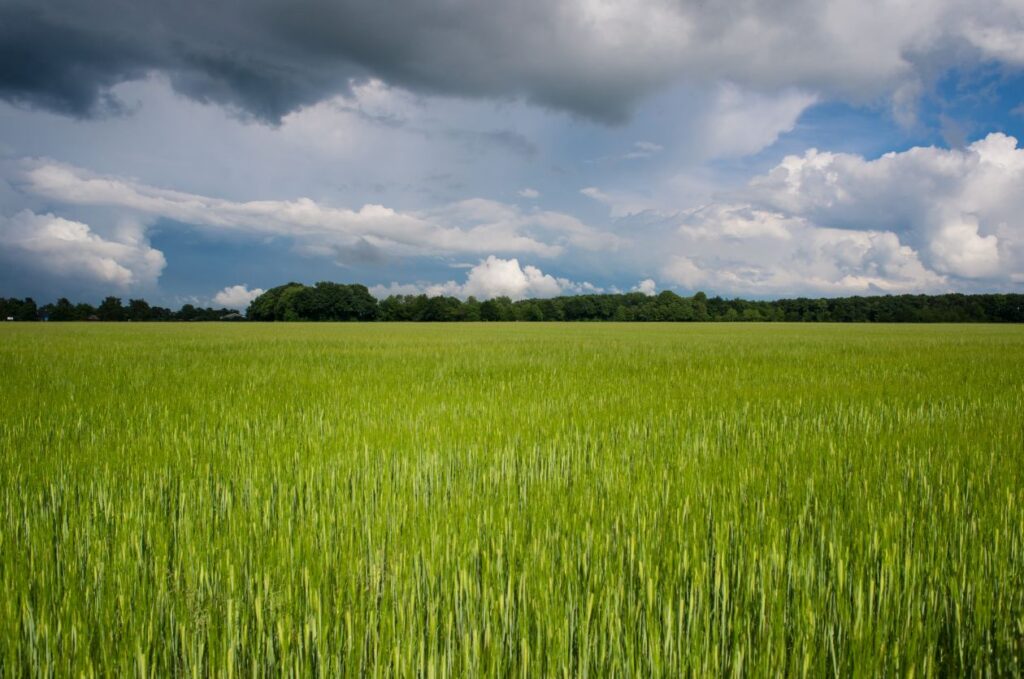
[2,0,1022,122]
[17,159,618,263]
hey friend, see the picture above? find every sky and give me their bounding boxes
[1,0,1023,307]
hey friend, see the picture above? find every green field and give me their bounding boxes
[1,323,1023,676]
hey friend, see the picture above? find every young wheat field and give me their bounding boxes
[1,323,1022,676]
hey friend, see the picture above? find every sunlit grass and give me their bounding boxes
[1,323,1022,676]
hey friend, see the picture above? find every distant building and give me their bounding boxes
[220,312,244,321]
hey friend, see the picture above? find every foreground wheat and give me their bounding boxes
[1,323,1022,676]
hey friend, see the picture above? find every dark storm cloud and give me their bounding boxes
[0,0,658,123]
[0,1,359,120]
[2,0,1021,124]
[0,5,150,116]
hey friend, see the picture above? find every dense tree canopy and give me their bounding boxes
[3,288,1022,323]
[246,282,379,321]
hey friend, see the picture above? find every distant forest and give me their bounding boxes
[4,282,1024,322]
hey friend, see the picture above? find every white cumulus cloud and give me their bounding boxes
[213,284,265,309]
[746,132,1024,280]
[461,256,565,299]
[648,132,1024,296]
[662,214,947,295]
[0,209,165,288]
[370,256,601,300]
[632,278,657,295]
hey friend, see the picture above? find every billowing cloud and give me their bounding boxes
[632,278,657,295]
[746,132,1024,280]
[652,133,1024,295]
[461,256,565,299]
[0,209,165,287]
[370,256,601,300]
[213,284,265,308]
[18,159,619,260]
[2,0,1023,123]
[662,207,947,295]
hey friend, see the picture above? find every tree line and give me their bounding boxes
[6,282,1023,322]
[0,296,241,322]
